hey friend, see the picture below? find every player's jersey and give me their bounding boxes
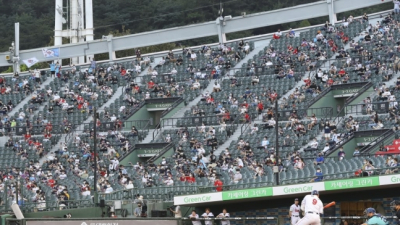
[367,214,389,225]
[301,194,323,214]
[290,204,301,216]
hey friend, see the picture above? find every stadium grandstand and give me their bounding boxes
[0,0,400,225]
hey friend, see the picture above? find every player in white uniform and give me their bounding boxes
[189,210,202,225]
[289,198,301,225]
[217,208,230,225]
[296,190,323,225]
[201,208,214,225]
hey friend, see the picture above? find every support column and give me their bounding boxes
[78,0,85,64]
[327,0,337,25]
[54,0,63,47]
[107,35,116,61]
[216,17,226,44]
[85,0,94,62]
[71,0,79,65]
[14,23,20,73]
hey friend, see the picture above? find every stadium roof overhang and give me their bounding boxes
[0,0,387,67]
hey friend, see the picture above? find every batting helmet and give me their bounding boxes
[311,190,319,195]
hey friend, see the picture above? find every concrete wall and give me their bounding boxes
[120,150,139,166]
[23,207,103,218]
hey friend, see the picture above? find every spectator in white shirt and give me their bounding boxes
[105,185,114,193]
[236,157,244,168]
[250,124,259,134]
[233,170,242,184]
[171,68,177,75]
[125,180,134,189]
[213,82,221,92]
[135,64,141,74]
[191,52,197,61]
[164,177,174,186]
[59,172,67,179]
[321,143,330,154]
[244,43,250,54]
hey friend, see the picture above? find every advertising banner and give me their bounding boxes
[222,187,273,201]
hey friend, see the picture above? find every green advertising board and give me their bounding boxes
[222,187,273,200]
[324,177,380,190]
[174,174,400,205]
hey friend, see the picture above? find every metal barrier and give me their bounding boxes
[359,129,395,155]
[181,217,279,225]
[344,101,390,116]
[278,107,334,121]
[333,82,372,125]
[161,98,185,118]
[6,217,279,225]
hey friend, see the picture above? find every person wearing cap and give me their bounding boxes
[288,198,301,224]
[390,200,400,224]
[362,208,388,225]
[296,190,323,225]
[134,202,142,217]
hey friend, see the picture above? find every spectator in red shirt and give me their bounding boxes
[24,131,31,141]
[222,111,230,122]
[48,176,55,187]
[214,177,223,192]
[186,174,196,183]
[206,95,214,105]
[304,78,311,86]
[147,80,155,89]
[342,35,349,44]
[338,67,346,77]
[244,112,251,123]
[45,122,53,132]
[269,91,278,102]
[327,78,334,86]
[257,102,264,114]
[120,67,127,76]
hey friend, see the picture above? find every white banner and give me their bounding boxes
[174,192,222,205]
[379,174,400,186]
[22,57,39,68]
[273,182,325,196]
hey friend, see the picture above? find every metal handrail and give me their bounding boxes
[160,97,184,118]
[359,129,396,155]
[334,82,373,125]
[344,101,391,116]
[147,142,174,162]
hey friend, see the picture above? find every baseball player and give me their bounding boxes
[295,190,323,225]
[390,200,400,225]
[289,198,301,225]
[217,208,230,225]
[361,208,388,225]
